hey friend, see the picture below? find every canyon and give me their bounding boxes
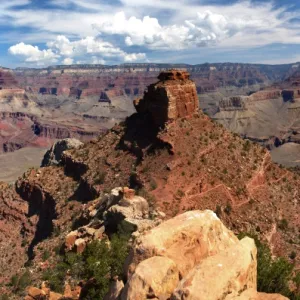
[0,70,299,299]
[0,62,300,181]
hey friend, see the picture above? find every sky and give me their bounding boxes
[1,0,300,68]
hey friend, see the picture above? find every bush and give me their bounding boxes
[43,234,129,299]
[42,250,51,261]
[278,219,289,231]
[9,270,31,294]
[238,233,299,299]
[224,203,232,215]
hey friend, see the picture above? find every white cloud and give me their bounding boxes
[48,35,146,60]
[9,36,146,65]
[94,5,300,50]
[62,57,74,65]
[8,42,59,65]
[4,0,300,66]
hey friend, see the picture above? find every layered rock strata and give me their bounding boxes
[134,70,199,127]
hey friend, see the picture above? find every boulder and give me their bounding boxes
[122,256,179,300]
[75,238,86,254]
[105,192,154,234]
[125,210,238,277]
[65,230,78,251]
[171,237,257,299]
[225,288,289,300]
[49,292,63,300]
[104,278,125,300]
[27,286,47,299]
[41,138,83,167]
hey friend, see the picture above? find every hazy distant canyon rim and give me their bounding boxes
[1,62,300,181]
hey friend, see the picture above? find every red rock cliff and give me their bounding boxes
[134,70,199,127]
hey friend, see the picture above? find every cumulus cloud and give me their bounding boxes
[8,43,59,65]
[9,36,146,65]
[47,35,146,60]
[62,57,74,65]
[94,7,296,50]
[5,0,300,65]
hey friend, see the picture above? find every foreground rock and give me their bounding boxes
[172,237,257,299]
[41,138,83,167]
[117,210,287,300]
[125,210,238,277]
[226,289,289,300]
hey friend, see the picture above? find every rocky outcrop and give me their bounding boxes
[172,237,257,299]
[41,138,83,167]
[64,187,163,253]
[118,210,287,300]
[219,96,247,111]
[26,282,81,300]
[121,256,179,300]
[0,183,34,283]
[134,70,199,127]
[249,90,281,101]
[226,289,289,300]
[0,68,18,87]
[125,210,238,278]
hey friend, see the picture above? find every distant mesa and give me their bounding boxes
[134,70,199,127]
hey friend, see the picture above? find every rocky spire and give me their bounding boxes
[133,70,199,127]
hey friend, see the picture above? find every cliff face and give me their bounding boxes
[134,70,199,127]
[0,68,18,88]
[14,62,293,100]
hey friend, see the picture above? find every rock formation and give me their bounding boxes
[3,70,300,298]
[64,187,163,254]
[119,210,287,300]
[134,70,199,127]
[41,138,83,167]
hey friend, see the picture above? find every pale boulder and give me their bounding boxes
[125,210,238,277]
[225,288,289,300]
[171,237,257,300]
[122,256,179,300]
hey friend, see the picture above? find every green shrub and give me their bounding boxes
[42,250,51,261]
[238,233,299,299]
[10,270,31,294]
[278,219,289,231]
[43,234,129,299]
[224,203,232,215]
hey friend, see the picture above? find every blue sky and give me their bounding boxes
[1,0,300,68]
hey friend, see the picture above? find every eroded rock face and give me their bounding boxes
[41,138,83,167]
[172,237,257,300]
[125,210,238,278]
[119,210,287,300]
[121,256,179,300]
[134,70,199,127]
[225,288,289,300]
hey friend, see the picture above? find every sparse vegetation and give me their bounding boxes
[9,270,31,295]
[43,234,129,298]
[278,219,289,231]
[150,178,158,190]
[224,203,232,215]
[238,233,300,299]
[93,171,107,185]
[42,249,51,261]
